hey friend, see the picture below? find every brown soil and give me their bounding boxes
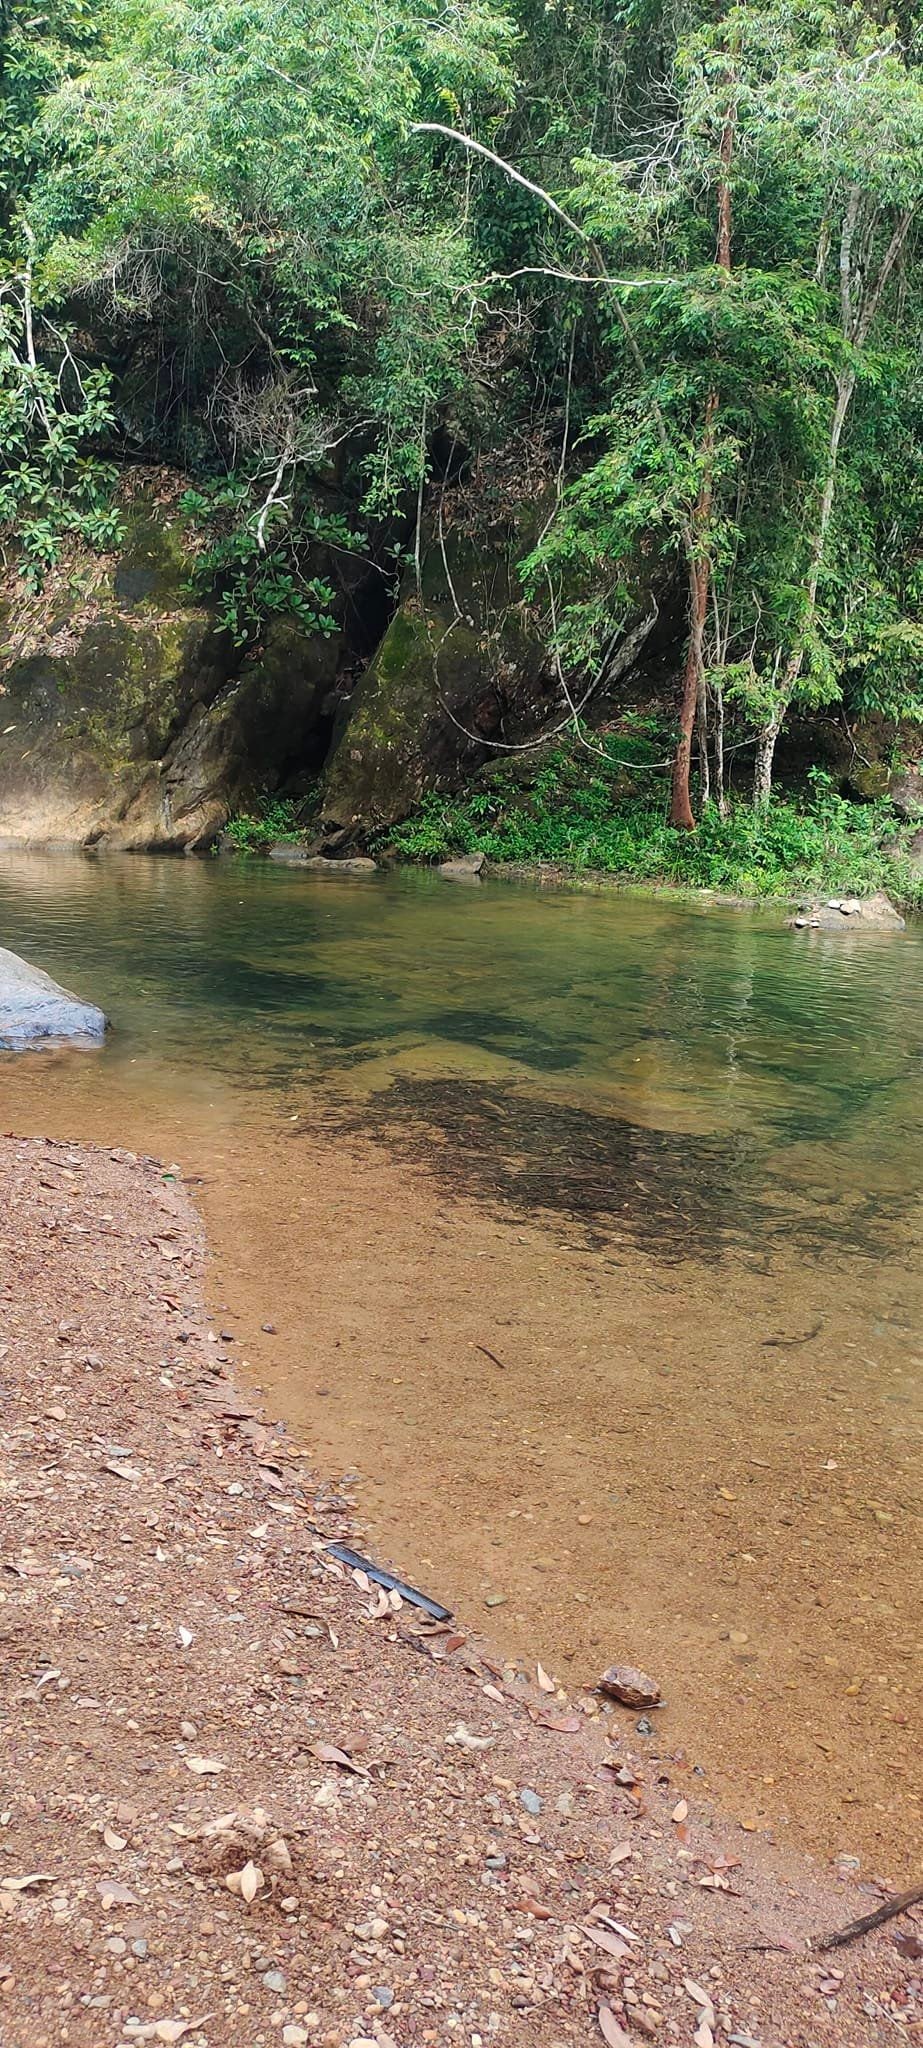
[0,1134,920,2048]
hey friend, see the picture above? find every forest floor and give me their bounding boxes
[0,1132,920,2048]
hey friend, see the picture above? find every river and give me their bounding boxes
[1,850,920,1878]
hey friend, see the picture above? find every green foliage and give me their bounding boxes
[0,290,121,584]
[387,756,923,907]
[180,479,356,644]
[223,795,306,850]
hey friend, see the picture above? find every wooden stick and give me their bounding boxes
[812,1882,923,1953]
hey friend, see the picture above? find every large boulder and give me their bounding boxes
[0,946,106,1049]
[0,493,340,850]
[321,515,559,834]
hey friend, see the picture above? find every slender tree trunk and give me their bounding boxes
[751,201,910,806]
[669,94,735,830]
[753,715,782,808]
[672,550,710,828]
[714,675,727,815]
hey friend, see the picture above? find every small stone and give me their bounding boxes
[597,1663,662,1710]
[484,1593,506,1609]
[262,1970,287,1994]
[519,1789,542,1817]
[262,1323,278,1335]
[283,2031,309,2047]
[131,1941,148,1960]
[636,1717,655,1736]
[372,1987,394,2008]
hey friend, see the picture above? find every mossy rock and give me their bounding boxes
[322,522,557,832]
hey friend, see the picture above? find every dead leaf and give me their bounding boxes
[308,1740,370,1777]
[530,1708,581,1733]
[584,1923,631,1961]
[97,1880,139,1907]
[609,1842,632,1865]
[536,1662,555,1694]
[103,1827,127,1852]
[103,1460,141,1481]
[184,1756,225,1776]
[598,2006,632,2048]
[0,1873,53,1893]
[895,1929,923,1960]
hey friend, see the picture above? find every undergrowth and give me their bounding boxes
[223,796,305,851]
[383,756,923,907]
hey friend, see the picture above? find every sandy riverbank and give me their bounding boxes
[0,1133,920,2047]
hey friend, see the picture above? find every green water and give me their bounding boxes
[0,851,920,1260]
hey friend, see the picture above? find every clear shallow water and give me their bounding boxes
[0,849,920,1148]
[1,851,921,1868]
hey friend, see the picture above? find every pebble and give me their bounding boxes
[262,1971,287,1994]
[372,1987,394,2008]
[636,1717,655,1736]
[519,1789,542,1816]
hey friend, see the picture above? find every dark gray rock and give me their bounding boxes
[0,946,106,1049]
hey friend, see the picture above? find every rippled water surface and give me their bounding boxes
[1,851,920,1869]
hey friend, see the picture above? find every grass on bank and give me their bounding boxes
[383,756,923,907]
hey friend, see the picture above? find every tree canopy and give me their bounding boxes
[2,0,922,807]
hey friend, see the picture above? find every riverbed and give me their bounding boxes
[1,850,920,1877]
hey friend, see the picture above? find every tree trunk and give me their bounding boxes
[671,555,709,829]
[714,676,727,816]
[753,717,780,808]
[669,90,735,831]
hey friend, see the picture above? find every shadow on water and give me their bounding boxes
[317,1076,913,1264]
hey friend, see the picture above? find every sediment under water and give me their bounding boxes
[0,851,920,1876]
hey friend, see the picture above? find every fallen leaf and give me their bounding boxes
[609,1842,632,1866]
[0,1873,53,1893]
[184,1756,225,1776]
[97,1880,139,1907]
[536,1663,555,1694]
[531,1709,581,1733]
[103,1460,141,1481]
[694,2026,715,2048]
[895,1929,923,1960]
[584,1923,631,1961]
[598,2007,632,2048]
[308,1740,370,1777]
[103,1828,127,1852]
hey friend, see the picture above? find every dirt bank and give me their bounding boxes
[0,1135,920,2047]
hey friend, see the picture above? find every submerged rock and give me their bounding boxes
[789,891,905,932]
[438,852,485,880]
[267,847,378,873]
[0,946,106,1049]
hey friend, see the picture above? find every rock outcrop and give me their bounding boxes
[321,516,559,834]
[0,493,340,851]
[0,946,106,1048]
